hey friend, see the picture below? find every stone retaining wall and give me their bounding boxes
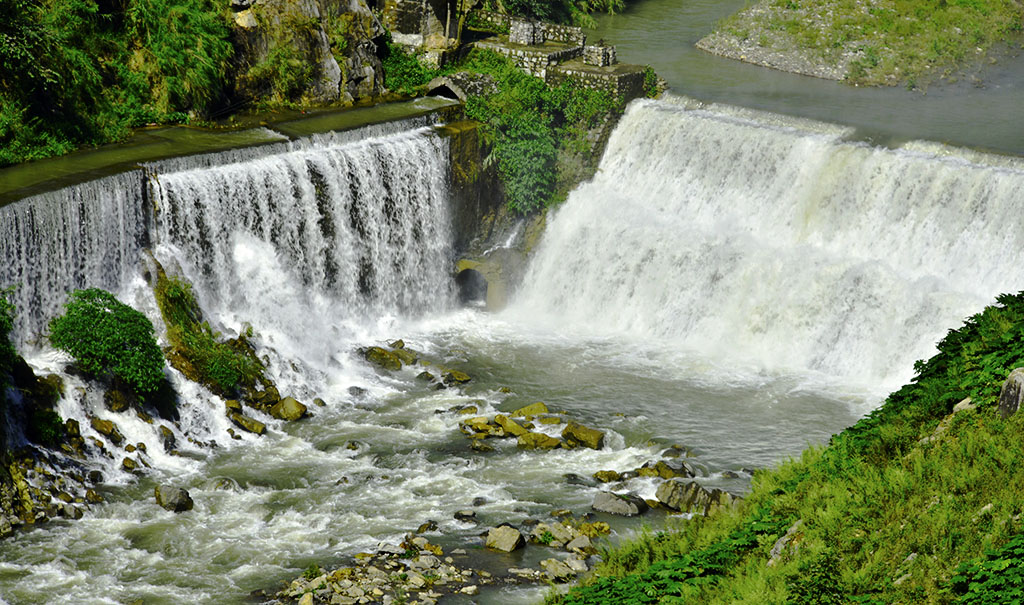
[470,10,585,46]
[474,39,583,79]
[549,64,646,100]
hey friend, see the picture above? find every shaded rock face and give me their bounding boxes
[230,0,384,106]
[155,485,195,513]
[998,367,1024,418]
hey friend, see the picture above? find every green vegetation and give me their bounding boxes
[551,292,1024,604]
[0,289,16,396]
[154,273,263,396]
[49,289,165,394]
[384,45,624,213]
[719,0,1024,86]
[0,0,233,167]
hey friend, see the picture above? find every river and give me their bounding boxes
[1,7,1024,604]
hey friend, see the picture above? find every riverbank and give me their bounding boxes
[551,293,1024,603]
[696,0,1024,86]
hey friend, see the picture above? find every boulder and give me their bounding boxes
[90,418,124,445]
[531,522,575,545]
[158,425,177,452]
[364,346,402,371]
[655,479,702,512]
[470,440,494,452]
[270,397,308,421]
[224,399,243,413]
[494,414,529,437]
[454,510,476,522]
[121,457,139,473]
[442,369,471,385]
[517,432,560,450]
[254,386,281,407]
[540,558,575,582]
[416,371,436,382]
[565,473,598,487]
[998,368,1024,418]
[638,460,692,479]
[511,402,548,418]
[592,492,649,517]
[229,412,266,435]
[593,470,621,483]
[391,347,418,366]
[485,525,525,552]
[155,485,194,512]
[562,421,604,449]
[566,535,593,553]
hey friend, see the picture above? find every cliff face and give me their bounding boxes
[230,0,387,106]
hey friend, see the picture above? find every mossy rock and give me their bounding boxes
[90,418,124,445]
[512,402,549,418]
[229,412,266,435]
[593,470,621,483]
[442,369,471,385]
[494,414,529,437]
[270,396,308,421]
[364,346,402,371]
[103,387,132,413]
[391,347,418,366]
[517,431,561,450]
[562,421,604,450]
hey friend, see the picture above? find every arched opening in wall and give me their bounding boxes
[455,269,487,306]
[427,84,459,100]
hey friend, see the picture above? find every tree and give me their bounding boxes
[49,288,165,394]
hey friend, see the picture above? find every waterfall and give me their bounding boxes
[514,97,1024,390]
[150,127,454,350]
[0,171,149,343]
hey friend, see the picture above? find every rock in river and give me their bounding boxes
[485,525,525,552]
[592,491,649,517]
[270,396,307,421]
[562,421,604,449]
[155,485,194,512]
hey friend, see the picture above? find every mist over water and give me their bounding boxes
[0,99,1022,602]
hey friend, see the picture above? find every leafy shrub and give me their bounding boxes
[951,533,1024,604]
[382,39,439,96]
[49,289,165,394]
[28,408,65,446]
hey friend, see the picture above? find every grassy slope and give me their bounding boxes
[550,292,1024,604]
[712,0,1024,86]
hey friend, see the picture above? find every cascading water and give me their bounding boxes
[0,171,149,343]
[513,97,1024,394]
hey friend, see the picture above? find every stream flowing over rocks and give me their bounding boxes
[1,95,1024,603]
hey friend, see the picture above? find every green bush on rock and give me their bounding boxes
[154,271,263,396]
[49,288,165,394]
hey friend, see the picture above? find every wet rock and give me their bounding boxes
[313,397,326,407]
[442,369,471,385]
[155,485,194,512]
[517,432,560,450]
[565,473,598,487]
[270,396,307,421]
[224,399,243,413]
[454,510,476,522]
[85,489,104,504]
[562,421,605,449]
[593,470,621,483]
[592,491,649,517]
[254,386,281,407]
[656,479,738,515]
[638,460,693,479]
[417,371,436,382]
[456,405,479,415]
[121,458,139,473]
[364,346,402,371]
[485,525,525,552]
[90,418,124,445]
[158,425,177,452]
[65,419,81,438]
[348,386,368,397]
[998,368,1024,418]
[103,387,132,413]
[472,497,487,506]
[87,470,103,483]
[470,440,494,452]
[537,415,562,425]
[229,412,266,435]
[531,522,575,546]
[417,520,438,534]
[511,402,548,418]
[391,347,418,366]
[494,414,528,437]
[388,339,406,349]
